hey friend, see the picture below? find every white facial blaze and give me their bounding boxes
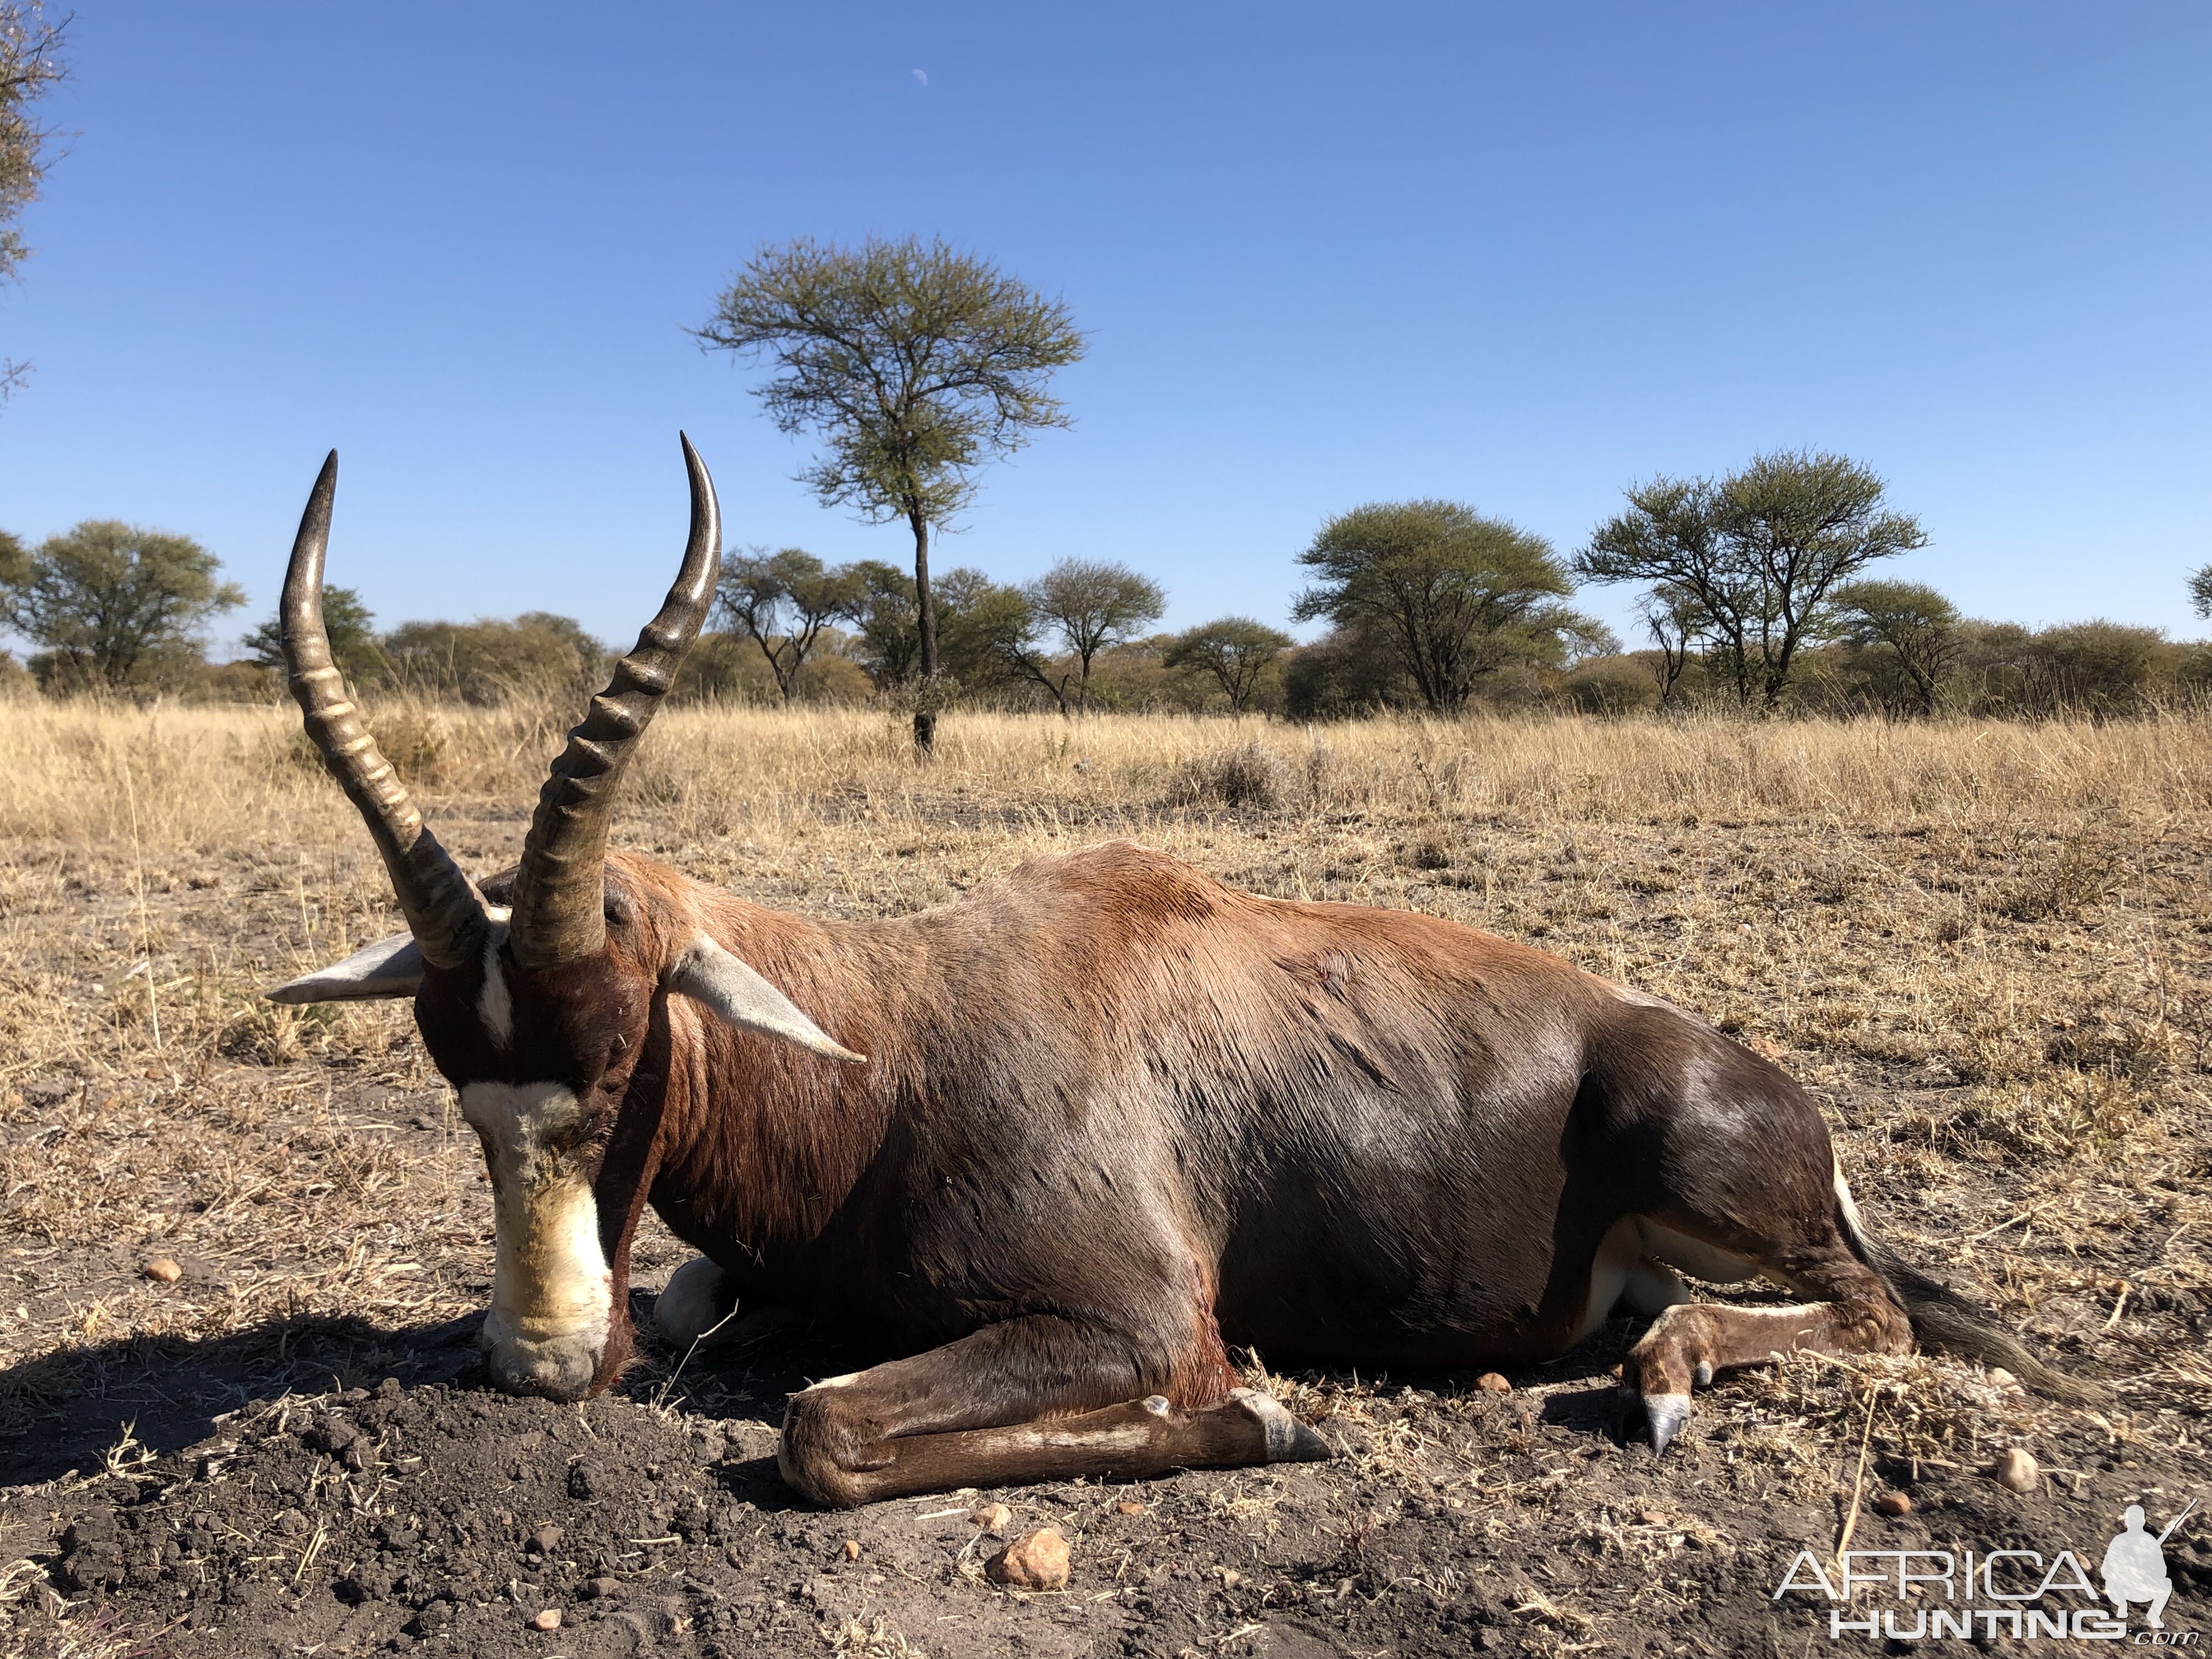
[459,1081,610,1398]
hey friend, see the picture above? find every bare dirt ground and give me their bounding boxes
[2,706,2209,1656]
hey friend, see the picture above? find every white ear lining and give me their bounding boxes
[267,932,424,1004]
[666,932,866,1064]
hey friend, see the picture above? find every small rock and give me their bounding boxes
[843,1539,861,1560]
[970,1502,1013,1534]
[1994,1447,2039,1493]
[1874,1492,1912,1517]
[1475,1372,1511,1394]
[986,1526,1070,1592]
[61,1515,119,1551]
[582,1576,620,1600]
[1115,1500,1146,1516]
[1219,1568,1243,1589]
[1988,1368,2017,1388]
[143,1257,182,1283]
[567,1463,600,1500]
[530,1524,563,1555]
[1637,1509,1669,1527]
[530,1608,561,1632]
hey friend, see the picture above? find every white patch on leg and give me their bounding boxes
[1623,1256,1691,1316]
[654,1255,735,1347]
[1573,1217,1642,1342]
[459,1080,609,1400]
[1637,1220,1763,1286]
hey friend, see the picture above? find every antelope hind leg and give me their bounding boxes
[1628,1247,1911,1454]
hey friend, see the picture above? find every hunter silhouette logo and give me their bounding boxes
[1773,1500,2198,1643]
[2104,1500,2196,1630]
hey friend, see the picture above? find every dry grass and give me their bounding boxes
[3,701,2209,1484]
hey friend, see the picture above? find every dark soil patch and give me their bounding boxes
[6,1324,2207,1658]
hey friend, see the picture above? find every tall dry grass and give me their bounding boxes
[8,699,2211,857]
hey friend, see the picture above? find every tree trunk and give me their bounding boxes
[910,504,937,754]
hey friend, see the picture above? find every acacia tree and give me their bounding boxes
[714,546,862,703]
[1024,558,1164,712]
[1831,579,1962,716]
[695,236,1085,752]
[2189,565,2212,622]
[1,520,243,688]
[1635,583,1706,711]
[1163,617,1291,713]
[1,3,69,401]
[1291,500,1596,713]
[1577,452,1927,710]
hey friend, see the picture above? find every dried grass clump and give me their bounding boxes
[1169,740,1292,810]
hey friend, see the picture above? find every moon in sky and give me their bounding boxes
[911,68,928,87]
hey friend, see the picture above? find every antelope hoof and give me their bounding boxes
[1229,1387,1331,1463]
[1644,1392,1692,1455]
[654,1256,737,1348]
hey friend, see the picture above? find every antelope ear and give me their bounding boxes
[267,933,424,1003]
[667,933,865,1064]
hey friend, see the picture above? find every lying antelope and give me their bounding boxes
[271,439,2086,1506]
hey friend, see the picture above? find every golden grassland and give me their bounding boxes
[3,699,2210,1496]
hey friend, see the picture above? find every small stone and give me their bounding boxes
[143,1257,182,1283]
[843,1539,861,1560]
[1637,1509,1669,1527]
[970,1502,1013,1534]
[986,1526,1070,1592]
[529,1609,561,1632]
[1874,1491,1912,1517]
[1476,1372,1511,1394]
[1988,1368,2017,1387]
[1219,1568,1242,1589]
[1115,1500,1146,1516]
[530,1524,563,1555]
[1993,1447,2039,1493]
[582,1576,620,1600]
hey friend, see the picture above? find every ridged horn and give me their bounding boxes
[281,451,489,970]
[507,434,720,969]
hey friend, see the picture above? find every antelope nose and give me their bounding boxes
[478,1317,602,1402]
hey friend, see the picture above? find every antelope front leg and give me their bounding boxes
[777,1313,1330,1508]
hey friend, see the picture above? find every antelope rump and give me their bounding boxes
[268,438,2088,1508]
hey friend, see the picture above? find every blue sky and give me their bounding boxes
[3,3,2207,657]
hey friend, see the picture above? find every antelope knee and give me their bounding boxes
[777,1385,876,1509]
[654,1255,737,1347]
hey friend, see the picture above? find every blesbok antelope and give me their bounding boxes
[270,438,2086,1507]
